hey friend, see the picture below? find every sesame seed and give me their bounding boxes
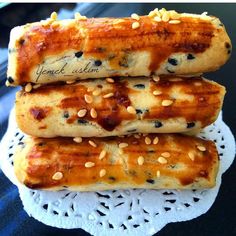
[143,133,148,137]
[148,11,156,18]
[197,145,206,152]
[188,152,195,161]
[89,140,97,147]
[50,12,57,21]
[118,149,124,155]
[77,109,87,118]
[84,94,93,103]
[73,137,82,143]
[5,80,10,87]
[66,80,76,84]
[153,75,160,82]
[159,8,167,16]
[92,89,101,96]
[153,90,162,96]
[153,8,159,14]
[153,137,159,144]
[154,16,162,22]
[162,99,173,106]
[169,20,181,24]
[161,152,170,158]
[90,108,97,119]
[199,97,205,102]
[162,12,170,22]
[75,12,87,20]
[85,162,95,168]
[106,77,115,83]
[103,93,114,98]
[127,106,136,114]
[25,83,32,92]
[131,13,140,20]
[79,16,87,20]
[169,10,180,20]
[119,143,128,149]
[137,156,144,165]
[33,84,41,89]
[74,12,81,18]
[52,171,63,180]
[99,150,107,160]
[134,134,140,139]
[158,156,168,164]
[99,169,106,177]
[145,137,152,145]
[156,170,161,178]
[132,21,140,29]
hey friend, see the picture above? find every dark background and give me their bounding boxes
[0,3,235,236]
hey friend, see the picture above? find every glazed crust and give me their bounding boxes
[15,76,225,137]
[14,134,219,191]
[7,11,231,86]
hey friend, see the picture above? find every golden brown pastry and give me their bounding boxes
[7,9,231,86]
[14,134,219,191]
[15,76,225,137]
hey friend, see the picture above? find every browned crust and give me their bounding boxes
[15,76,225,137]
[14,134,219,191]
[7,13,231,85]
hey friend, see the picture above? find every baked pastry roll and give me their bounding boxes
[7,9,231,86]
[14,134,219,191]
[15,76,225,138]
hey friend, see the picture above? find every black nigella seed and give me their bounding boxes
[219,23,223,27]
[166,68,175,74]
[127,129,137,133]
[146,179,155,184]
[225,42,231,49]
[63,111,69,119]
[109,176,116,181]
[187,54,195,60]
[94,60,102,66]
[134,84,145,89]
[136,109,143,114]
[187,122,195,128]
[148,149,155,153]
[38,142,45,146]
[228,50,231,54]
[8,48,16,53]
[169,164,176,169]
[19,38,25,45]
[154,121,163,128]
[75,51,83,58]
[168,58,178,66]
[7,77,14,83]
[78,119,88,124]
[119,61,128,68]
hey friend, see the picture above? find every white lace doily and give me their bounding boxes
[0,109,235,236]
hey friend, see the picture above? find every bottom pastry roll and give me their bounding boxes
[14,134,219,191]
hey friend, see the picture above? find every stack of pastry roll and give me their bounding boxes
[7,9,231,191]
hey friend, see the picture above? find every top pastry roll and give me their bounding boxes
[7,9,231,86]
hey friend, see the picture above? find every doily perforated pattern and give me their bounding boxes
[0,109,235,236]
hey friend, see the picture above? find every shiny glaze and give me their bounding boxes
[21,134,218,189]
[20,76,224,131]
[145,76,224,126]
[15,16,215,83]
